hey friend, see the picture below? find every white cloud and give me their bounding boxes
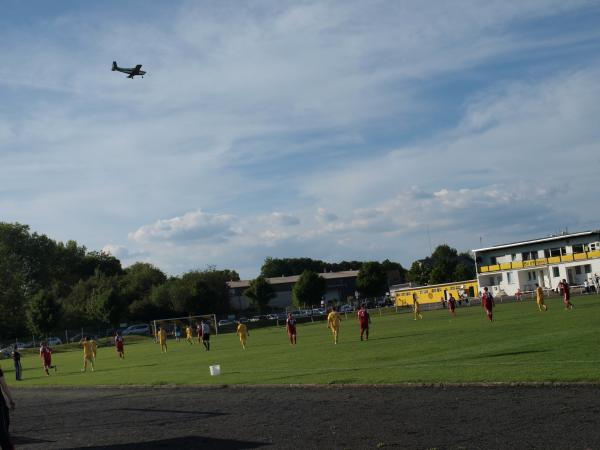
[129,210,238,243]
[265,212,300,227]
[101,244,147,262]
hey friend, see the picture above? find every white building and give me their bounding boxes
[473,230,600,296]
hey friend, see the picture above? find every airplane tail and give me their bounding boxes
[112,61,117,71]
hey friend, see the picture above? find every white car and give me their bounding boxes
[122,324,151,335]
[340,304,354,313]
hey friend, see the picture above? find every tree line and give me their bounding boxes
[0,222,475,340]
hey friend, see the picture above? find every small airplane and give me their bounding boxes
[111,61,146,79]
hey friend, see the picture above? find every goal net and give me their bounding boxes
[151,314,218,341]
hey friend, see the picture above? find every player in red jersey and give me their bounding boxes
[357,304,371,341]
[559,279,574,310]
[39,342,57,376]
[286,313,297,345]
[481,287,495,322]
[447,294,457,317]
[196,322,203,344]
[114,332,125,359]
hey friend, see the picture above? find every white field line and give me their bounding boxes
[205,359,600,374]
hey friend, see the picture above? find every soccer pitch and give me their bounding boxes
[6,295,600,386]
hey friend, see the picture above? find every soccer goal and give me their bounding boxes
[151,314,218,340]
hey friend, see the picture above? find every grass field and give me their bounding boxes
[4,295,600,386]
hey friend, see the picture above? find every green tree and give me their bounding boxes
[122,262,167,318]
[381,259,407,285]
[407,261,431,285]
[244,276,276,313]
[26,289,62,337]
[292,270,326,307]
[453,263,473,281]
[356,262,388,298]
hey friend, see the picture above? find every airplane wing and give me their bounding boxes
[134,64,142,74]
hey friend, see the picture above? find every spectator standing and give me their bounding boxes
[10,349,21,381]
[515,288,523,302]
[0,364,16,450]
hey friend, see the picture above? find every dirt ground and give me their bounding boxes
[7,384,600,449]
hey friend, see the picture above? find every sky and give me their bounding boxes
[1,0,600,279]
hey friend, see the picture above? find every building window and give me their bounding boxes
[572,244,584,253]
[489,256,497,265]
[528,272,537,281]
[552,267,560,277]
[544,249,550,258]
[506,272,513,284]
[575,266,581,275]
[584,264,592,274]
[511,253,517,261]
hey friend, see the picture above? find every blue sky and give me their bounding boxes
[1,0,600,279]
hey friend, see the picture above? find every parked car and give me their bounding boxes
[249,315,267,322]
[69,334,99,343]
[122,324,151,336]
[217,319,233,327]
[266,314,279,320]
[46,337,62,346]
[340,304,354,313]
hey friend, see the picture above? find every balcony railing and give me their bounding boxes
[478,251,600,273]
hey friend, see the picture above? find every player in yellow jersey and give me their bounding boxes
[80,337,95,372]
[91,338,98,362]
[185,325,194,345]
[236,321,249,350]
[412,293,423,320]
[327,307,342,344]
[535,283,548,312]
[158,326,168,353]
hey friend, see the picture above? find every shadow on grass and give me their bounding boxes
[66,436,269,449]
[12,435,55,445]
[474,349,547,358]
[368,333,428,342]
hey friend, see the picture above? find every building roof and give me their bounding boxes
[227,270,360,289]
[472,230,599,253]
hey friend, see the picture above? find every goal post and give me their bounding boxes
[151,314,218,340]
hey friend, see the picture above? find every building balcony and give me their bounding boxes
[477,251,598,273]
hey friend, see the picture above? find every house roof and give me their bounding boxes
[472,230,599,253]
[227,270,359,289]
